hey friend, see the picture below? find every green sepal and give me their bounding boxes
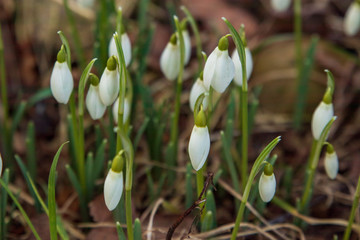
[218,36,229,51]
[111,151,124,173]
[264,163,273,176]
[322,87,332,104]
[170,33,177,45]
[57,45,67,63]
[326,143,334,154]
[88,73,99,86]
[195,106,207,127]
[107,56,117,71]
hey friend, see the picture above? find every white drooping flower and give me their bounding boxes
[104,154,124,211]
[189,75,209,112]
[86,74,106,120]
[109,32,132,67]
[99,56,119,106]
[50,46,73,104]
[259,164,276,202]
[188,109,210,171]
[271,0,291,13]
[160,34,180,81]
[203,36,235,93]
[311,89,334,140]
[112,97,131,124]
[231,47,253,86]
[183,30,191,65]
[344,1,360,36]
[324,144,338,180]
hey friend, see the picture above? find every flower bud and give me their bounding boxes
[188,108,210,171]
[259,163,276,202]
[109,32,132,67]
[160,34,180,81]
[344,1,360,36]
[271,0,291,13]
[50,46,73,104]
[324,144,338,180]
[99,56,120,106]
[104,154,124,211]
[311,88,334,140]
[203,36,235,93]
[189,75,209,112]
[86,74,106,120]
[231,47,253,86]
[112,97,131,124]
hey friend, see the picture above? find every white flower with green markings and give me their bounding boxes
[99,56,120,106]
[112,97,131,124]
[160,34,180,81]
[259,163,276,202]
[203,36,235,93]
[86,74,106,120]
[104,153,124,211]
[311,88,334,140]
[183,30,191,65]
[231,47,253,86]
[189,73,209,112]
[50,46,73,104]
[188,108,210,171]
[344,1,360,36]
[109,30,132,67]
[324,144,338,180]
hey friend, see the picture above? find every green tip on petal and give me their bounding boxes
[170,33,177,45]
[107,56,117,71]
[88,73,99,86]
[218,36,229,51]
[322,87,332,104]
[264,163,273,176]
[57,45,67,63]
[326,143,335,154]
[195,106,207,127]
[111,153,124,173]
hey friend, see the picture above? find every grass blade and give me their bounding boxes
[116,221,126,240]
[134,218,142,240]
[48,142,68,240]
[0,169,10,240]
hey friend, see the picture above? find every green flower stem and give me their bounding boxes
[170,16,185,163]
[231,136,281,240]
[343,176,360,240]
[240,88,248,191]
[298,117,336,218]
[114,8,134,239]
[196,166,205,219]
[63,0,86,69]
[181,6,203,75]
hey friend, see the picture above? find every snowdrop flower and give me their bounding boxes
[86,74,106,120]
[189,72,209,112]
[112,97,131,124]
[311,88,334,140]
[203,36,235,93]
[344,1,360,36]
[50,46,73,104]
[188,107,210,171]
[99,56,119,106]
[109,29,132,67]
[324,144,338,180]
[104,153,124,211]
[231,47,253,86]
[259,163,276,202]
[182,30,191,65]
[160,34,180,81]
[271,0,291,13]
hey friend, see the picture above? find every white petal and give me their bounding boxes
[183,30,191,65]
[86,85,106,120]
[99,68,119,106]
[104,170,124,211]
[76,0,95,8]
[210,49,235,93]
[112,97,131,124]
[232,47,253,86]
[108,33,132,67]
[189,78,209,112]
[50,61,74,104]
[344,2,360,36]
[203,48,219,91]
[259,173,276,202]
[311,102,334,140]
[0,153,2,177]
[160,43,180,81]
[271,0,291,12]
[325,151,338,180]
[188,125,210,171]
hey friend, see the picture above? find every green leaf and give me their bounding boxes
[48,142,68,240]
[94,139,107,180]
[134,218,142,240]
[26,121,37,181]
[86,152,94,200]
[0,169,10,240]
[0,170,41,240]
[116,222,126,240]
[134,117,149,150]
[185,163,194,209]
[78,58,97,116]
[27,88,52,107]
[201,211,213,232]
[10,101,26,136]
[205,190,216,228]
